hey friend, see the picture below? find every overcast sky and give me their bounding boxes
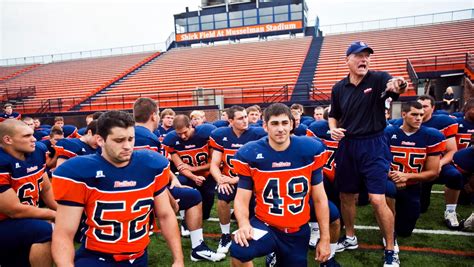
[1,0,472,59]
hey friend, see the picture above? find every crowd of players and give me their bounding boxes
[0,42,473,267]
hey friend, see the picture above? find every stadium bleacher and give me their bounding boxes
[313,19,474,97]
[0,52,160,113]
[80,37,312,111]
[0,64,39,81]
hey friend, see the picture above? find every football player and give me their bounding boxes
[0,119,56,266]
[209,105,266,254]
[230,103,331,266]
[385,101,446,239]
[52,111,184,266]
[133,98,224,262]
[163,115,217,221]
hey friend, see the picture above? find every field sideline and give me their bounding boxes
[143,185,474,266]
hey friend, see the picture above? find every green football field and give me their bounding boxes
[144,184,473,266]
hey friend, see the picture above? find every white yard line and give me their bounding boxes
[202,218,474,236]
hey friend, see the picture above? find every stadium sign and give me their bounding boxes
[176,21,303,42]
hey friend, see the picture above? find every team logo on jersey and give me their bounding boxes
[222,137,228,141]
[231,143,243,148]
[81,148,86,152]
[391,134,397,139]
[26,166,38,173]
[272,162,291,168]
[364,88,373,94]
[459,124,464,128]
[15,162,21,169]
[256,153,264,159]
[185,144,196,149]
[114,180,137,188]
[401,141,416,146]
[95,170,105,178]
[175,141,180,145]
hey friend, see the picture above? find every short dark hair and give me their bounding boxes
[92,112,103,120]
[290,103,304,113]
[173,114,191,130]
[133,97,158,123]
[54,116,64,122]
[97,111,135,140]
[323,107,330,120]
[417,95,435,107]
[263,103,293,123]
[246,105,261,114]
[401,101,423,113]
[49,125,64,137]
[227,105,245,120]
[86,120,98,135]
[463,98,474,113]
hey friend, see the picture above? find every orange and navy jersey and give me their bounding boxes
[162,124,216,177]
[421,115,458,140]
[134,126,161,153]
[154,126,174,157]
[54,138,97,160]
[62,125,80,139]
[232,136,327,229]
[307,120,339,183]
[455,117,474,150]
[209,126,266,177]
[453,147,474,174]
[0,112,21,122]
[52,150,170,254]
[0,144,47,220]
[293,123,308,136]
[385,125,446,185]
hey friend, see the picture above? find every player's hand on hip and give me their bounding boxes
[315,239,330,263]
[330,128,346,141]
[234,224,253,247]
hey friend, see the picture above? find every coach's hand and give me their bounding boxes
[330,128,346,141]
[234,224,253,247]
[315,239,330,263]
[386,77,407,94]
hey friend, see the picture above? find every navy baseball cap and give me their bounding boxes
[346,41,374,56]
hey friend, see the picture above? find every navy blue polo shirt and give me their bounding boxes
[329,70,399,137]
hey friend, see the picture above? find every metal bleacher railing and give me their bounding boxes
[315,8,473,35]
[0,42,167,67]
[19,83,328,114]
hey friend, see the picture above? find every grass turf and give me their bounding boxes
[145,186,473,266]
